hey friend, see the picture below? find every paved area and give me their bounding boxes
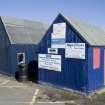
[0,74,66,105]
[0,74,105,105]
[0,74,36,105]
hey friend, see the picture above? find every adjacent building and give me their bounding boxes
[0,16,48,76]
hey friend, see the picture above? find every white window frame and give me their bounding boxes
[17,52,25,64]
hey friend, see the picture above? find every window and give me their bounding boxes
[93,48,100,69]
[17,53,25,64]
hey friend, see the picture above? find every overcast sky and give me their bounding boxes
[0,0,105,30]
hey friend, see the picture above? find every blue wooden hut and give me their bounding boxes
[38,14,105,94]
[0,16,47,76]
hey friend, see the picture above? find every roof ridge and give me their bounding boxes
[61,15,105,45]
[66,16,103,30]
[0,16,48,44]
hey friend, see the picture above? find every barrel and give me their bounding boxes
[18,63,28,82]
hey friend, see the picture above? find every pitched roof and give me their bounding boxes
[61,15,105,46]
[1,16,48,44]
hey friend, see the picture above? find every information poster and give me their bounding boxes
[53,23,66,37]
[38,54,61,71]
[65,43,85,59]
[51,23,66,48]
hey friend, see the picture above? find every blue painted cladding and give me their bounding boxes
[10,44,38,75]
[0,18,39,76]
[0,18,11,75]
[87,47,104,92]
[38,15,88,92]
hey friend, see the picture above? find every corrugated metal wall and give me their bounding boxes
[0,18,11,75]
[10,44,38,75]
[87,47,104,92]
[0,18,38,76]
[38,14,88,92]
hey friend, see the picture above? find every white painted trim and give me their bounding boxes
[29,89,39,105]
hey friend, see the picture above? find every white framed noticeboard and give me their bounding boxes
[51,22,66,48]
[53,23,66,36]
[65,43,85,59]
[38,54,61,72]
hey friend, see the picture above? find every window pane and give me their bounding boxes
[17,53,25,64]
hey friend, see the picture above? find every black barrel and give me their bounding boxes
[18,63,28,82]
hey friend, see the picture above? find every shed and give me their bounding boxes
[0,16,48,76]
[38,14,105,94]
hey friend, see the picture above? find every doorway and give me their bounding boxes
[28,60,38,82]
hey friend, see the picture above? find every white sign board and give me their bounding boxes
[51,34,65,48]
[48,48,58,54]
[53,23,66,38]
[51,23,66,48]
[65,43,85,59]
[38,54,61,71]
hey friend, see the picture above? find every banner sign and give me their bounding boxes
[65,43,85,59]
[51,23,66,48]
[48,48,58,54]
[38,54,61,71]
